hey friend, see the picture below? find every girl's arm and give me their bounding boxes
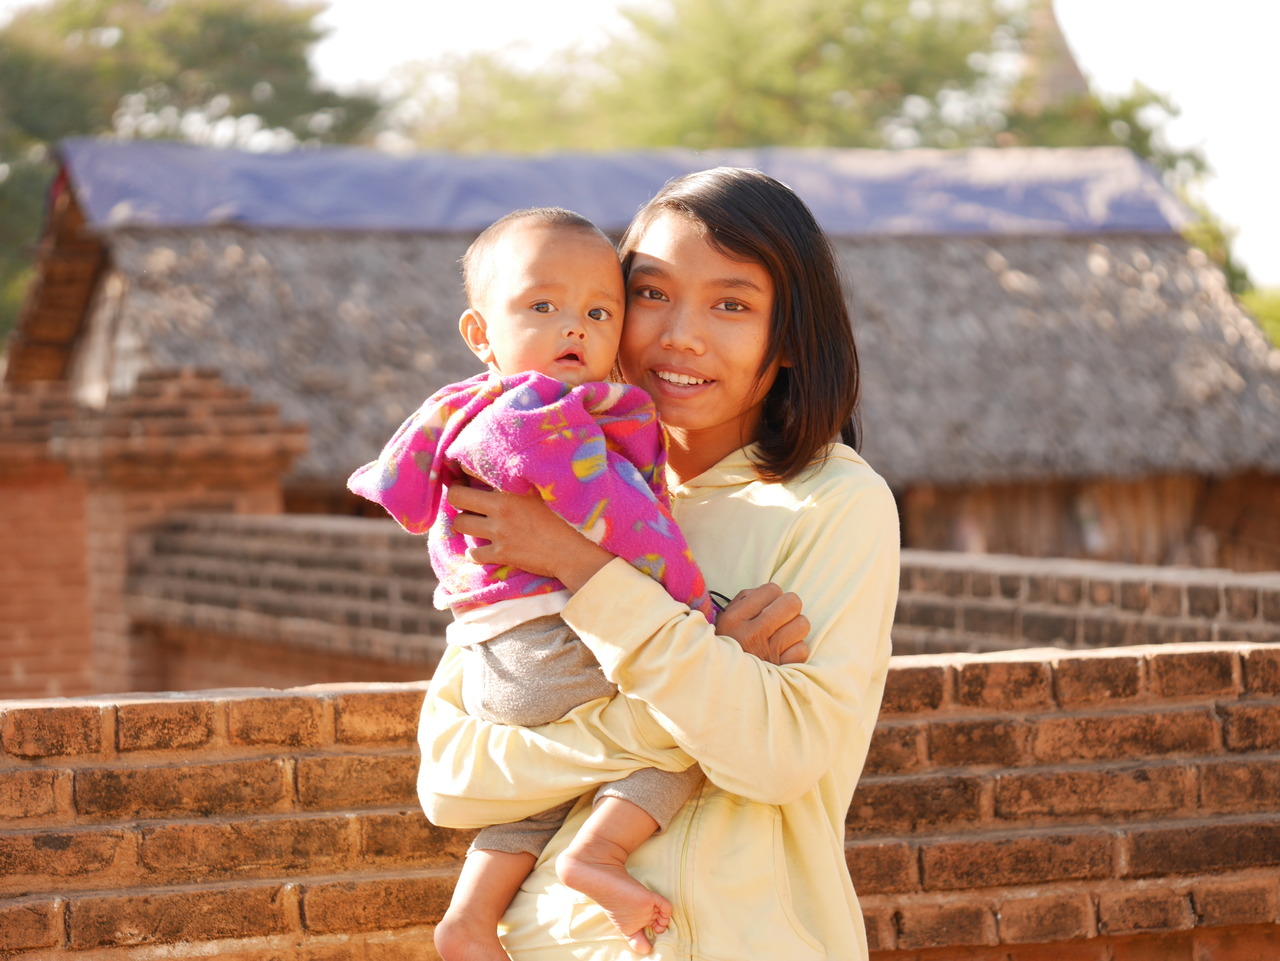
[419,642,697,829]
[447,468,900,807]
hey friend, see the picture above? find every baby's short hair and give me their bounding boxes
[461,207,609,304]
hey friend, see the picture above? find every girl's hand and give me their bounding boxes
[447,485,613,591]
[716,584,810,665]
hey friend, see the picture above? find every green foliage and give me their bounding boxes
[389,0,1023,153]
[998,84,1205,187]
[1180,198,1252,296]
[0,0,380,345]
[1240,288,1280,347]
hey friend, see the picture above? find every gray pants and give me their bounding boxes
[462,614,702,856]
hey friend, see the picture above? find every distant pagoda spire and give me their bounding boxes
[1014,0,1090,114]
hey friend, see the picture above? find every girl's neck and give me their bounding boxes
[664,428,744,485]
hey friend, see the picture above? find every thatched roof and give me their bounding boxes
[13,140,1280,488]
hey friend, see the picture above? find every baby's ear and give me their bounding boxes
[459,309,495,365]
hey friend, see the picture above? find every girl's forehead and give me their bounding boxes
[631,211,770,289]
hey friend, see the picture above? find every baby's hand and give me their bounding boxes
[716,583,810,666]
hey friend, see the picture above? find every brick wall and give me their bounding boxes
[126,514,449,692]
[3,643,1277,960]
[119,517,1279,695]
[0,369,307,699]
[895,549,1280,654]
[1,384,94,698]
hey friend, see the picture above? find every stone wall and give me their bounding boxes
[895,549,1280,654]
[3,642,1278,960]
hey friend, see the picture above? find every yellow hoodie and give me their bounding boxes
[419,443,900,960]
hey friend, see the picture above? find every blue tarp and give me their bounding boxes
[58,137,1188,237]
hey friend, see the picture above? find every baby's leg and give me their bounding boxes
[435,849,535,961]
[556,798,669,955]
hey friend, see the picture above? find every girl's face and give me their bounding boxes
[620,211,781,475]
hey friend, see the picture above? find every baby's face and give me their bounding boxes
[475,224,624,386]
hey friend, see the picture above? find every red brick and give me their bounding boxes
[0,769,60,820]
[1020,610,1079,646]
[138,815,356,883]
[1148,583,1186,618]
[229,694,329,747]
[1,705,103,758]
[848,775,983,835]
[1054,652,1144,705]
[1148,649,1237,698]
[116,699,215,751]
[1186,585,1222,619]
[881,664,948,715]
[0,897,62,951]
[1224,586,1260,621]
[74,759,291,819]
[895,901,997,950]
[69,885,295,948]
[861,904,897,952]
[846,841,917,894]
[1241,648,1280,693]
[1192,877,1279,926]
[902,598,959,630]
[0,829,130,895]
[1088,578,1117,608]
[998,893,1095,943]
[1191,922,1280,960]
[334,690,424,744]
[962,603,1017,638]
[1124,821,1280,877]
[1030,710,1217,763]
[1200,758,1280,813]
[957,660,1053,711]
[1221,702,1280,750]
[302,876,452,933]
[928,718,1026,767]
[1081,613,1147,647]
[1262,587,1280,623]
[296,753,418,809]
[921,831,1113,890]
[1120,581,1150,612]
[864,722,925,775]
[995,765,1192,819]
[359,811,473,866]
[1111,931,1194,961]
[1099,888,1194,935]
[913,566,967,597]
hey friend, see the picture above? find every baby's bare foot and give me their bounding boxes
[557,837,671,954]
[434,909,511,961]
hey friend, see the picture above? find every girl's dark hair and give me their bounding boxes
[617,167,861,482]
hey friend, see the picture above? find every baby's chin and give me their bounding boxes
[537,364,612,387]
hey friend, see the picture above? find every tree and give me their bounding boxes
[0,0,380,345]
[391,0,1023,153]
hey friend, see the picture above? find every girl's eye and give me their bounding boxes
[632,287,667,302]
[587,307,611,322]
[719,300,746,312]
[532,302,554,313]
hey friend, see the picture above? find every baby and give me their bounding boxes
[348,207,799,960]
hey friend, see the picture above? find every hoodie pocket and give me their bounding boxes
[684,793,826,960]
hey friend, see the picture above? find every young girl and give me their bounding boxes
[422,167,900,960]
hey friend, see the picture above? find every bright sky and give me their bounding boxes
[3,0,1275,285]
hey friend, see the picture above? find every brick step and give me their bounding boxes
[0,810,465,898]
[0,870,454,954]
[857,868,1280,954]
[129,559,433,603]
[867,698,1280,772]
[847,812,1280,897]
[143,525,423,569]
[850,752,1280,837]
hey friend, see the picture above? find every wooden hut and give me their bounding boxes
[6,139,1278,569]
